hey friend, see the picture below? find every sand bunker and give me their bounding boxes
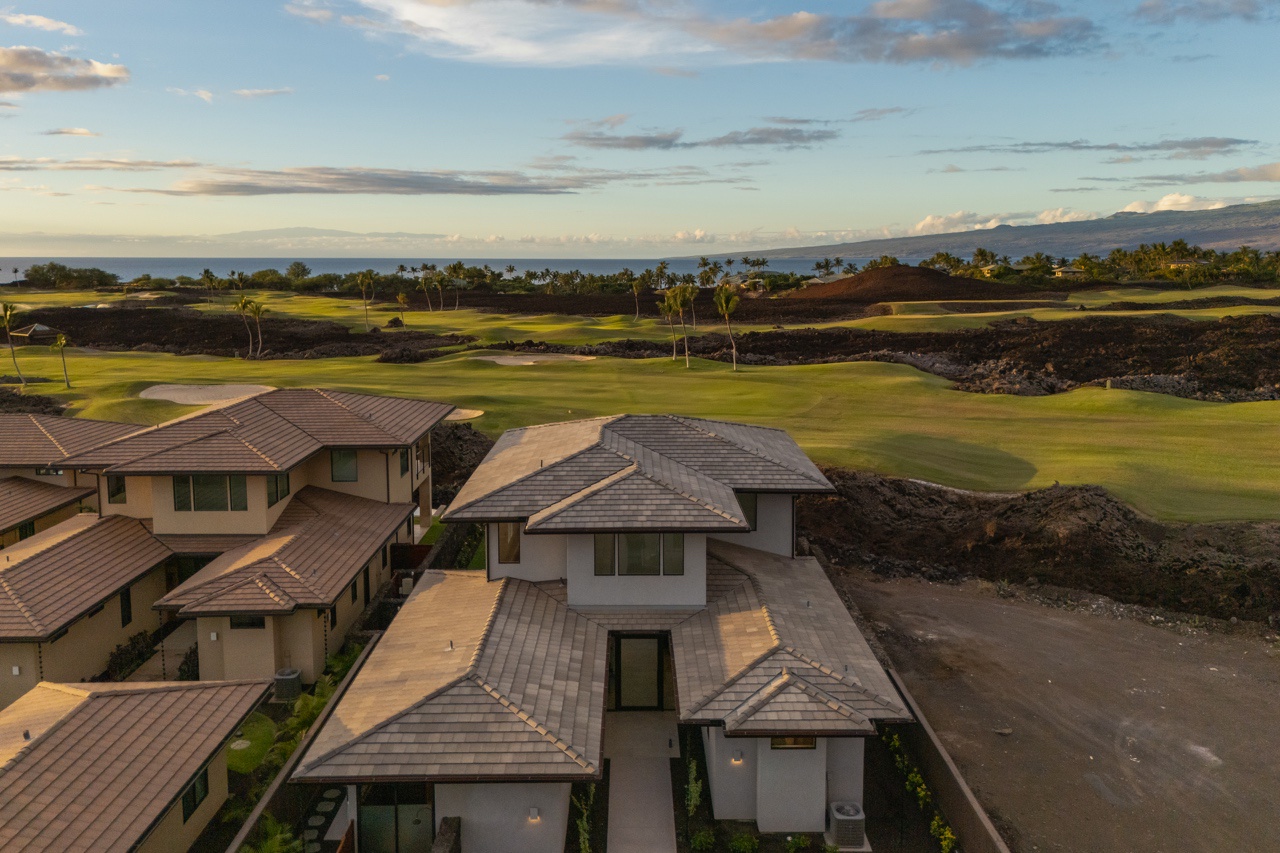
[140,384,274,405]
[471,353,596,366]
[446,408,484,420]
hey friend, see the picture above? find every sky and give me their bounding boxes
[1,0,1279,258]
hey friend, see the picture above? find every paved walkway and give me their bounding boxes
[127,620,196,681]
[605,711,680,853]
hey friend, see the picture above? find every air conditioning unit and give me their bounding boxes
[827,801,866,849]
[400,576,415,596]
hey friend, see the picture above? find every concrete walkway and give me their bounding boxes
[605,712,680,853]
[127,620,196,681]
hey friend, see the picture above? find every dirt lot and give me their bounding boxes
[839,572,1280,853]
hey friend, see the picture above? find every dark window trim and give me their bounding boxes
[331,449,359,483]
[595,533,685,577]
[120,587,133,628]
[770,736,817,750]
[496,522,521,564]
[230,615,266,630]
[106,475,127,505]
[173,474,249,512]
[181,766,210,822]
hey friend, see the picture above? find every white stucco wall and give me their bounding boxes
[566,533,707,608]
[827,737,865,806]
[148,475,274,536]
[434,782,570,853]
[710,493,794,557]
[487,526,567,582]
[302,449,396,503]
[99,474,154,520]
[756,736,828,832]
[703,727,757,820]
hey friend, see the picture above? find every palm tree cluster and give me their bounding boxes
[234,295,270,359]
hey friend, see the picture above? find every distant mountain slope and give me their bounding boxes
[744,199,1280,260]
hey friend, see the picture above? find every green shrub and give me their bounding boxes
[105,631,154,680]
[728,832,759,853]
[690,828,715,852]
[785,834,813,853]
[570,782,596,853]
[176,645,199,680]
[685,757,704,818]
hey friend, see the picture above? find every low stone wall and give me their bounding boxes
[888,669,1012,853]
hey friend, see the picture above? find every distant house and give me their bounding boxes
[9,323,63,344]
[1164,258,1210,269]
[0,679,269,852]
[294,415,911,853]
[0,515,172,709]
[1053,266,1088,279]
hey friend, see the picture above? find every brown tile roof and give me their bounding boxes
[0,477,93,534]
[294,570,609,783]
[0,515,172,642]
[156,487,413,615]
[672,541,910,734]
[0,414,141,468]
[444,415,832,531]
[0,680,268,852]
[61,388,454,474]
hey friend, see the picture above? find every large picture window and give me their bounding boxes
[594,534,616,576]
[619,533,661,576]
[331,449,359,482]
[106,475,127,505]
[595,533,685,576]
[267,472,290,507]
[181,767,210,821]
[497,522,521,564]
[173,475,248,512]
[770,736,816,750]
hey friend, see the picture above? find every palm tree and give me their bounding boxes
[199,268,217,303]
[395,263,408,281]
[713,284,740,372]
[51,333,71,388]
[657,291,678,361]
[234,295,256,358]
[417,264,437,311]
[671,284,696,368]
[631,274,646,322]
[396,292,409,324]
[2,302,25,387]
[10,267,17,284]
[355,269,376,330]
[246,300,268,358]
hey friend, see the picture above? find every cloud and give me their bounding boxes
[168,87,214,103]
[922,136,1256,160]
[1119,192,1231,212]
[0,156,200,172]
[0,46,129,94]
[851,106,913,122]
[340,0,1104,68]
[233,87,294,98]
[908,205,1097,234]
[1135,0,1268,23]
[1,13,83,36]
[374,73,390,81]
[1123,161,1280,186]
[564,119,839,150]
[928,163,1019,173]
[284,1,334,22]
[43,127,99,136]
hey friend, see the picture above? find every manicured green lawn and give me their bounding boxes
[10,343,1280,522]
[419,518,444,545]
[226,711,276,774]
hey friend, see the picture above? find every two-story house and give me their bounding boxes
[294,415,910,853]
[0,413,140,549]
[60,388,454,684]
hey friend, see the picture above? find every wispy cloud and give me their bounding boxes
[1122,161,1280,186]
[764,107,914,126]
[233,87,294,98]
[1,13,83,36]
[564,117,839,150]
[337,0,1104,68]
[284,0,334,22]
[922,136,1257,161]
[168,87,215,103]
[928,163,1019,173]
[0,156,200,171]
[0,46,128,94]
[908,206,1097,235]
[1119,192,1232,212]
[42,127,99,136]
[1135,0,1269,24]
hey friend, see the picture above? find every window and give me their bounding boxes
[399,448,410,476]
[181,768,210,821]
[594,534,616,576]
[328,607,337,629]
[737,492,758,531]
[230,615,266,629]
[120,587,133,628]
[331,450,359,482]
[770,736,817,750]
[497,522,521,564]
[106,475,127,505]
[662,533,685,576]
[35,467,63,476]
[173,475,248,512]
[619,533,661,576]
[267,472,290,508]
[17,520,35,540]
[351,580,358,603]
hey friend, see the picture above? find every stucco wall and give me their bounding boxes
[40,567,167,683]
[0,644,40,711]
[197,616,278,681]
[1,502,83,548]
[566,533,707,608]
[827,737,865,806]
[136,751,229,853]
[487,526,566,583]
[434,782,570,853]
[302,449,396,503]
[703,727,757,820]
[148,475,275,536]
[756,736,828,832]
[278,609,325,682]
[710,493,794,557]
[99,474,154,520]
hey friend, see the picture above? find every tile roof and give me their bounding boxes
[61,388,454,474]
[155,487,414,615]
[672,541,910,734]
[443,415,832,531]
[0,477,93,534]
[0,515,172,641]
[297,541,907,784]
[0,414,142,468]
[0,680,268,852]
[294,570,609,783]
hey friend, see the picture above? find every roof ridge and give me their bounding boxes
[27,415,68,458]
[446,440,611,516]
[0,513,112,573]
[96,425,235,472]
[0,572,43,635]
[314,389,400,442]
[669,415,828,485]
[466,577,509,674]
[630,467,744,525]
[684,643,781,717]
[723,667,795,730]
[470,674,596,773]
[603,432,745,523]
[524,463,638,528]
[780,646,907,714]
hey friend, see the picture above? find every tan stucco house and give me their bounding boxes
[0,679,269,852]
[295,415,910,853]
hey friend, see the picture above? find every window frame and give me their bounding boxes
[330,449,359,483]
[496,522,522,564]
[593,533,616,576]
[17,520,36,540]
[106,475,127,505]
[229,615,266,630]
[173,474,248,512]
[120,587,133,628]
[267,471,291,508]
[737,492,759,531]
[594,533,686,576]
[181,767,210,822]
[618,532,662,576]
[769,736,817,750]
[399,447,410,477]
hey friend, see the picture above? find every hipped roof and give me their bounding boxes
[0,477,93,534]
[0,414,141,468]
[62,388,454,474]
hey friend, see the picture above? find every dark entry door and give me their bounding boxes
[615,635,666,710]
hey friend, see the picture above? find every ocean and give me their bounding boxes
[0,257,905,282]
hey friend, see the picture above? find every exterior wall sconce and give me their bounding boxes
[11,665,20,676]
[528,807,540,822]
[210,631,218,642]
[731,748,744,764]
